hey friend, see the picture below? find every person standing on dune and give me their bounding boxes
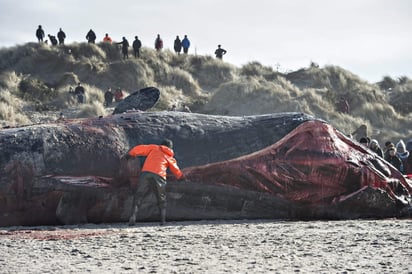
[36,25,45,43]
[103,33,112,43]
[116,37,129,60]
[86,29,96,43]
[181,35,190,54]
[57,28,66,45]
[133,36,142,58]
[214,44,227,59]
[155,34,163,51]
[174,35,182,55]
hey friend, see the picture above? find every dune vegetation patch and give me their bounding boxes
[0,42,411,144]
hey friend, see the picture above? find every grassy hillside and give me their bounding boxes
[1,42,411,145]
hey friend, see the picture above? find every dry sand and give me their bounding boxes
[0,219,411,273]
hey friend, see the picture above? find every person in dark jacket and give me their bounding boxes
[132,36,142,58]
[36,25,45,43]
[385,147,402,172]
[74,82,85,103]
[86,29,96,43]
[116,37,129,59]
[383,141,395,159]
[104,88,113,106]
[48,34,58,46]
[405,139,412,174]
[214,44,227,59]
[406,152,412,175]
[181,35,190,54]
[124,139,184,225]
[174,36,182,55]
[396,140,410,174]
[359,136,370,147]
[57,28,66,45]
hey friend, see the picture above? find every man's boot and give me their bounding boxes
[160,208,166,225]
[128,205,138,226]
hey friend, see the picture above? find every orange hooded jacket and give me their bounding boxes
[128,144,183,180]
[103,36,112,43]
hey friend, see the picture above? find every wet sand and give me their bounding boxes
[1,219,411,273]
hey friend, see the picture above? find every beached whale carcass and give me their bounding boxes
[0,112,411,226]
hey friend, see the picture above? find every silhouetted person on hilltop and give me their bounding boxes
[133,36,142,58]
[215,44,227,59]
[116,37,130,60]
[48,34,58,46]
[181,35,190,54]
[86,29,96,43]
[155,34,163,51]
[57,28,66,45]
[36,25,45,43]
[174,36,182,55]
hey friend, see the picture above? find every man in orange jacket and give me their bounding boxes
[124,139,183,225]
[103,33,112,43]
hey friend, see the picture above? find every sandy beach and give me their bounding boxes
[0,219,411,273]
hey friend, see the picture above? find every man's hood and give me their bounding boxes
[160,145,174,157]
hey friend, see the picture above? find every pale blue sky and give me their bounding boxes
[0,0,411,83]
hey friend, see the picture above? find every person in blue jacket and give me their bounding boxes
[181,35,190,54]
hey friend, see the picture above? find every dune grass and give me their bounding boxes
[0,42,411,144]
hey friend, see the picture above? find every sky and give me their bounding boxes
[0,0,411,83]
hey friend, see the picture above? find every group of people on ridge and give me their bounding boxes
[173,35,190,55]
[36,25,66,45]
[36,25,228,60]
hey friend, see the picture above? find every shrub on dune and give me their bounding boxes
[0,90,30,126]
[240,61,281,81]
[187,55,236,90]
[75,101,107,118]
